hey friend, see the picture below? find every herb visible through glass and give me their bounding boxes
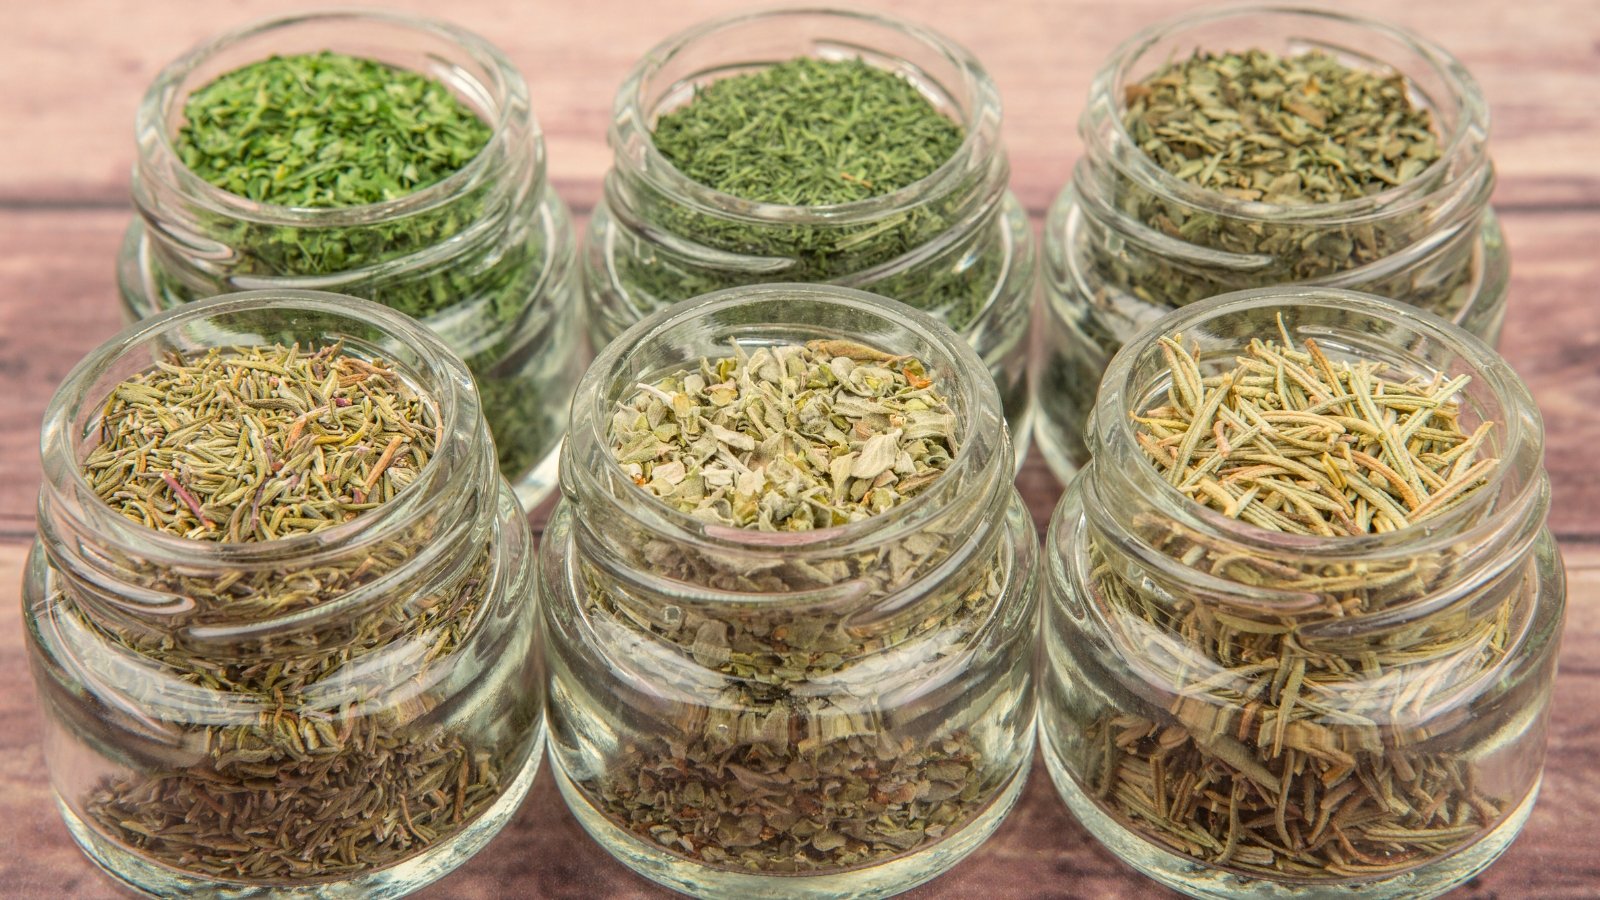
[1078,323,1512,879]
[580,337,1013,873]
[71,342,515,882]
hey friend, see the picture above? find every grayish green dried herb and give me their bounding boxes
[73,343,518,882]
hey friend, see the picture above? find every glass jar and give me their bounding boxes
[582,8,1036,468]
[1040,288,1563,898]
[541,284,1038,898]
[1033,6,1509,482]
[117,11,584,509]
[24,291,543,898]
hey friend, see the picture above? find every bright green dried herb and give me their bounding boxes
[157,51,563,483]
[176,51,490,207]
[74,343,525,882]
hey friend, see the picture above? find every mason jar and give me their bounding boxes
[1033,6,1509,482]
[582,8,1036,468]
[541,284,1038,898]
[25,291,543,898]
[1040,288,1563,898]
[117,11,584,508]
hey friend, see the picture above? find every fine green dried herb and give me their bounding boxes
[1075,326,1513,879]
[579,338,1011,873]
[1039,48,1484,473]
[160,51,560,482]
[608,57,1005,332]
[73,343,518,882]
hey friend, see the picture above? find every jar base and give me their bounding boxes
[551,741,1031,900]
[57,732,543,899]
[1042,732,1538,899]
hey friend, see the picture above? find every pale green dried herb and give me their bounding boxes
[73,343,521,882]
[580,337,1009,874]
[1072,326,1513,879]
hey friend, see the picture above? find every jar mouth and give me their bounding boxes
[568,282,1007,553]
[137,10,535,226]
[39,290,474,566]
[610,7,1002,224]
[1094,287,1542,559]
[1093,5,1488,222]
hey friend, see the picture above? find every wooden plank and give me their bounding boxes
[1,0,1597,212]
[0,537,1596,898]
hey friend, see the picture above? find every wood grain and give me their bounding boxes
[0,1,1596,897]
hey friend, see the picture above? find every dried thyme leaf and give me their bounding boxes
[1125,50,1441,205]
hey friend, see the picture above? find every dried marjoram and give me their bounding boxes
[1082,324,1513,878]
[585,339,1007,872]
[73,343,512,881]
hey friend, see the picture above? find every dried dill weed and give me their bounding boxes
[584,10,1036,469]
[26,294,543,895]
[1033,9,1507,484]
[1041,291,1565,899]
[541,286,1038,897]
[120,13,585,506]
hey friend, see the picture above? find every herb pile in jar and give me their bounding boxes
[171,51,551,479]
[588,338,1005,872]
[628,58,998,328]
[1082,325,1508,877]
[77,343,509,881]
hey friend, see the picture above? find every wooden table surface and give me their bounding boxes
[1,1,1595,897]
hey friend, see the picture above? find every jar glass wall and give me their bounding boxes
[117,11,584,508]
[582,9,1036,467]
[1033,7,1508,481]
[25,292,543,898]
[1040,289,1563,899]
[542,285,1038,898]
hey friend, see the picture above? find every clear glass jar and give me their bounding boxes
[1040,288,1563,899]
[542,284,1038,898]
[1033,7,1509,481]
[24,291,543,898]
[117,11,584,509]
[581,8,1036,468]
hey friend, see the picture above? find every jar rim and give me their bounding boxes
[1093,286,1543,558]
[1091,4,1490,222]
[609,6,1003,224]
[567,282,1009,554]
[39,290,476,565]
[135,9,537,226]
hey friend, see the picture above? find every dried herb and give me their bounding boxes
[577,338,1012,874]
[1039,48,1485,473]
[1076,326,1513,879]
[609,339,957,530]
[160,51,560,482]
[609,57,1004,331]
[72,343,519,882]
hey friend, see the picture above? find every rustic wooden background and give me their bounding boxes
[0,1,1595,897]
